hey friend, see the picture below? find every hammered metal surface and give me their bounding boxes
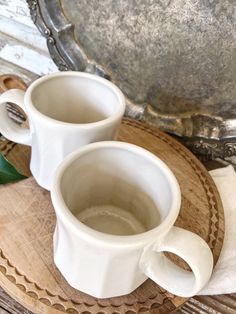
[61,0,236,116]
[26,0,236,159]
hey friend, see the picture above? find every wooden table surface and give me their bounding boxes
[0,61,236,314]
[0,268,236,314]
[0,160,234,314]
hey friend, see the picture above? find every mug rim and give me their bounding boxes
[24,71,126,128]
[51,141,181,247]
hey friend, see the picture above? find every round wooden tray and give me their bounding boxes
[0,119,224,314]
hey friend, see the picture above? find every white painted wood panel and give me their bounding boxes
[0,0,36,28]
[0,31,58,75]
[0,57,38,83]
[0,16,48,53]
[0,0,58,75]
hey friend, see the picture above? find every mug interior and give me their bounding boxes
[31,74,122,123]
[60,145,174,236]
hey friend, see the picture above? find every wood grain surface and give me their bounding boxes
[0,73,234,314]
[0,118,224,314]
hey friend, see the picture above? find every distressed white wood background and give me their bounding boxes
[0,0,58,76]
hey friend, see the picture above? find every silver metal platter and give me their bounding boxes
[27,0,236,160]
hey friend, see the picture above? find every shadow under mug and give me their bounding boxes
[51,141,213,299]
[0,71,126,190]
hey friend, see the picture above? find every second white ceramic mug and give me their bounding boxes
[51,141,213,299]
[0,72,125,190]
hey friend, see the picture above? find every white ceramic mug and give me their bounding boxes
[0,72,125,190]
[51,141,213,299]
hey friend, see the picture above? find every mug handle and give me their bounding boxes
[0,89,31,146]
[139,226,213,297]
